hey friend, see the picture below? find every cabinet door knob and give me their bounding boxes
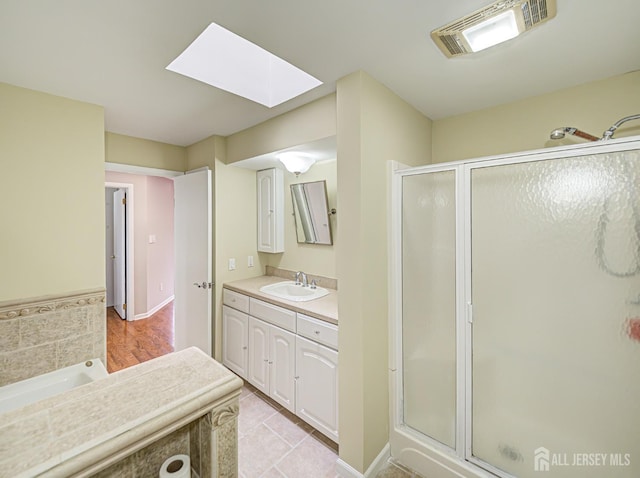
[314,330,320,335]
[242,346,248,350]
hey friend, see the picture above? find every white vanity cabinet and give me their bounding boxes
[295,315,339,443]
[257,168,284,253]
[248,317,296,412]
[222,287,339,443]
[221,305,249,378]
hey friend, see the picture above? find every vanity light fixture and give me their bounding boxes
[278,152,316,176]
[431,0,557,58]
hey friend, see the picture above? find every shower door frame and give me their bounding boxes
[389,136,640,478]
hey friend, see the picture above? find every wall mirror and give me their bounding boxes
[291,180,333,245]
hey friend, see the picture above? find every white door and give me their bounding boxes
[174,169,212,355]
[113,189,127,319]
[295,335,339,442]
[248,317,270,394]
[222,305,249,378]
[270,326,296,412]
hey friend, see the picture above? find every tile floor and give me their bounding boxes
[238,382,419,478]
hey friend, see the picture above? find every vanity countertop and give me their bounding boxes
[223,275,338,325]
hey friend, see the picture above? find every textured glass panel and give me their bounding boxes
[402,171,456,448]
[471,151,640,477]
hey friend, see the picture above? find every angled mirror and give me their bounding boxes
[291,180,333,245]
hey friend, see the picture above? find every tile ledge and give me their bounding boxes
[2,347,242,478]
[0,288,106,320]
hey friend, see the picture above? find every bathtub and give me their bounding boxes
[0,359,108,414]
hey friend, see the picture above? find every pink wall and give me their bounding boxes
[146,176,175,310]
[105,171,174,317]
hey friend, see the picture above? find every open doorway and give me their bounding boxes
[105,181,135,320]
[103,165,213,371]
[104,173,176,372]
[105,187,127,319]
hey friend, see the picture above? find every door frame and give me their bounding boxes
[105,181,135,322]
[105,163,182,322]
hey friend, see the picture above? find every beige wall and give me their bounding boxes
[225,93,336,164]
[0,82,105,301]
[432,70,640,163]
[262,159,338,279]
[106,132,187,171]
[336,71,432,473]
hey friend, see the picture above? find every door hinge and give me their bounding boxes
[467,302,473,324]
[123,303,127,311]
[122,197,126,205]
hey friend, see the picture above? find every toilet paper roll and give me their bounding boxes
[159,454,191,478]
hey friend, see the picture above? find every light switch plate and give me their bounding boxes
[228,258,236,271]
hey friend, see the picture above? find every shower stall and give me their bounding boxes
[389,137,640,477]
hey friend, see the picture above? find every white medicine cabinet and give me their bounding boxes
[257,168,284,253]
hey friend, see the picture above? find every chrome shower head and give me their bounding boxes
[549,127,599,142]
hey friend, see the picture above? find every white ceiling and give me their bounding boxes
[1,0,639,147]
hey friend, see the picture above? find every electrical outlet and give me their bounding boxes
[248,255,254,267]
[228,258,236,271]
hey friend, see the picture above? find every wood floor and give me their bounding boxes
[106,301,174,373]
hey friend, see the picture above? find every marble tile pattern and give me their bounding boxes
[0,288,106,386]
[238,383,338,478]
[92,424,187,477]
[224,274,338,325]
[0,347,242,478]
[237,383,417,478]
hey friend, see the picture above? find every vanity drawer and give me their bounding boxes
[296,313,338,350]
[249,298,296,332]
[223,288,250,313]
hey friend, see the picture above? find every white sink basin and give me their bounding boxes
[259,281,329,302]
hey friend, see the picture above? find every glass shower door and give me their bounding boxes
[470,151,640,477]
[402,170,457,449]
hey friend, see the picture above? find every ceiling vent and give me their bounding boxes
[431,0,557,58]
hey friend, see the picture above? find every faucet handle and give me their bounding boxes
[294,271,302,285]
[310,279,317,289]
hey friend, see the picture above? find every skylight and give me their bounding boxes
[166,22,322,108]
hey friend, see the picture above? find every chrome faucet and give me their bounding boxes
[295,271,308,287]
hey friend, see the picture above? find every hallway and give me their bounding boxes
[106,302,174,373]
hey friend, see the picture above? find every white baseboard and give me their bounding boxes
[133,295,174,320]
[336,443,390,478]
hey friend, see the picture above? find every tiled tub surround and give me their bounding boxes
[0,288,106,387]
[0,347,243,477]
